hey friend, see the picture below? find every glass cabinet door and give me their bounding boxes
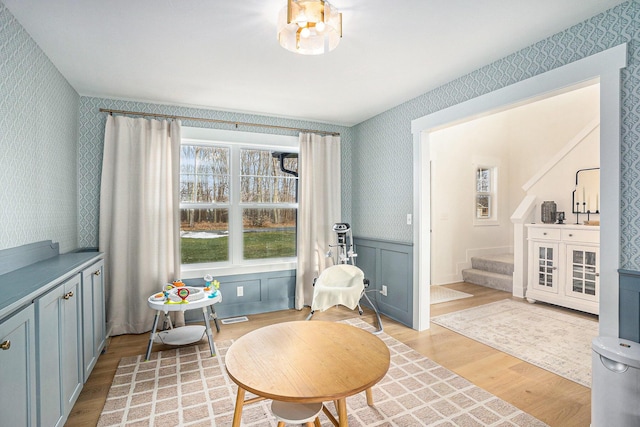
[532,242,559,293]
[566,245,599,301]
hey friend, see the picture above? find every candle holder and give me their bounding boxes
[575,202,581,224]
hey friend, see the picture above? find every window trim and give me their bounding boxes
[180,127,299,278]
[473,162,499,226]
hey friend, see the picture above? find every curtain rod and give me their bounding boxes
[99,108,340,136]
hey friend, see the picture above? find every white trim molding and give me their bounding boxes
[412,43,627,334]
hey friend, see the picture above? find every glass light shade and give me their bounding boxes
[277,0,342,55]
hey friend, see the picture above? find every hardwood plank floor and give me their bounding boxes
[66,283,592,426]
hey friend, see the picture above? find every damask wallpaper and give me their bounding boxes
[2,0,640,270]
[77,97,353,248]
[0,2,79,252]
[351,0,640,270]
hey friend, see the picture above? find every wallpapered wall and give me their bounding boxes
[0,2,79,252]
[77,97,353,248]
[351,0,640,271]
[3,0,640,270]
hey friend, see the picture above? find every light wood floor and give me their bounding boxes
[66,283,593,427]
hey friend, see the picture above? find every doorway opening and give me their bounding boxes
[428,83,599,291]
[411,43,626,335]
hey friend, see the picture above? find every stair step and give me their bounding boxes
[471,254,514,276]
[462,268,513,293]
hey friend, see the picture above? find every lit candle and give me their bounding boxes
[582,187,586,203]
[596,193,599,211]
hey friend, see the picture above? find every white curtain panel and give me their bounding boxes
[296,133,341,309]
[99,115,181,335]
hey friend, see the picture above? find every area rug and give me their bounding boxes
[432,300,598,387]
[98,319,546,426]
[431,285,473,304]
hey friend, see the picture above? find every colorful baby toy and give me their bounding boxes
[204,274,220,297]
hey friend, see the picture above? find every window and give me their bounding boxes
[179,128,298,275]
[474,165,497,224]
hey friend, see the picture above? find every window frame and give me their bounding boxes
[473,163,499,226]
[180,127,299,279]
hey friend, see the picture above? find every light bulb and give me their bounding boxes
[300,27,311,38]
[297,13,308,27]
[315,21,325,32]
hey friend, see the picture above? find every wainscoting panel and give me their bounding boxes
[183,270,295,321]
[354,237,413,327]
[619,269,640,343]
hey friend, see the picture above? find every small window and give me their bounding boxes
[474,166,497,223]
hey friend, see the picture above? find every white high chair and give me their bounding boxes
[306,223,383,333]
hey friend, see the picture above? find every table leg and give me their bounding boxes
[202,307,216,356]
[322,404,339,426]
[365,387,374,406]
[337,398,348,426]
[232,387,246,427]
[145,311,160,361]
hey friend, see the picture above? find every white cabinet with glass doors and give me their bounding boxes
[525,224,599,314]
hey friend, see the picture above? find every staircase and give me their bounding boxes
[462,253,514,293]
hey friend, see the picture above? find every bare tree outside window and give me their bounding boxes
[179,144,298,264]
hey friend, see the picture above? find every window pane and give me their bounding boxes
[180,145,230,203]
[180,208,229,264]
[476,167,491,192]
[572,250,584,264]
[240,149,298,203]
[476,195,491,218]
[243,208,296,259]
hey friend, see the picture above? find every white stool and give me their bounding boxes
[270,400,323,427]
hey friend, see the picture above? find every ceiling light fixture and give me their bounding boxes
[277,0,342,55]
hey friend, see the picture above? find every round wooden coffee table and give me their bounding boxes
[225,321,390,427]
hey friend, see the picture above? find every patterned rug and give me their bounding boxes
[431,286,473,304]
[432,300,598,387]
[98,319,546,426]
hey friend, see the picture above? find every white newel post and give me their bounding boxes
[511,195,537,298]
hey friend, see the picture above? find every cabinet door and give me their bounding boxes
[531,242,559,293]
[81,259,106,382]
[566,245,599,302]
[0,304,37,427]
[36,275,83,427]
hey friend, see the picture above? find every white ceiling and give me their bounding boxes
[3,0,626,126]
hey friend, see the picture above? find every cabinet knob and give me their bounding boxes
[543,232,547,235]
[63,291,74,300]
[595,273,600,277]
[569,233,573,237]
[0,340,10,350]
[94,270,101,276]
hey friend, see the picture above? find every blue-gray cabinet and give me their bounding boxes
[36,274,83,427]
[0,304,37,426]
[0,241,105,427]
[81,259,106,382]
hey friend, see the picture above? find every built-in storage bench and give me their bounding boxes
[525,224,599,314]
[0,241,105,427]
